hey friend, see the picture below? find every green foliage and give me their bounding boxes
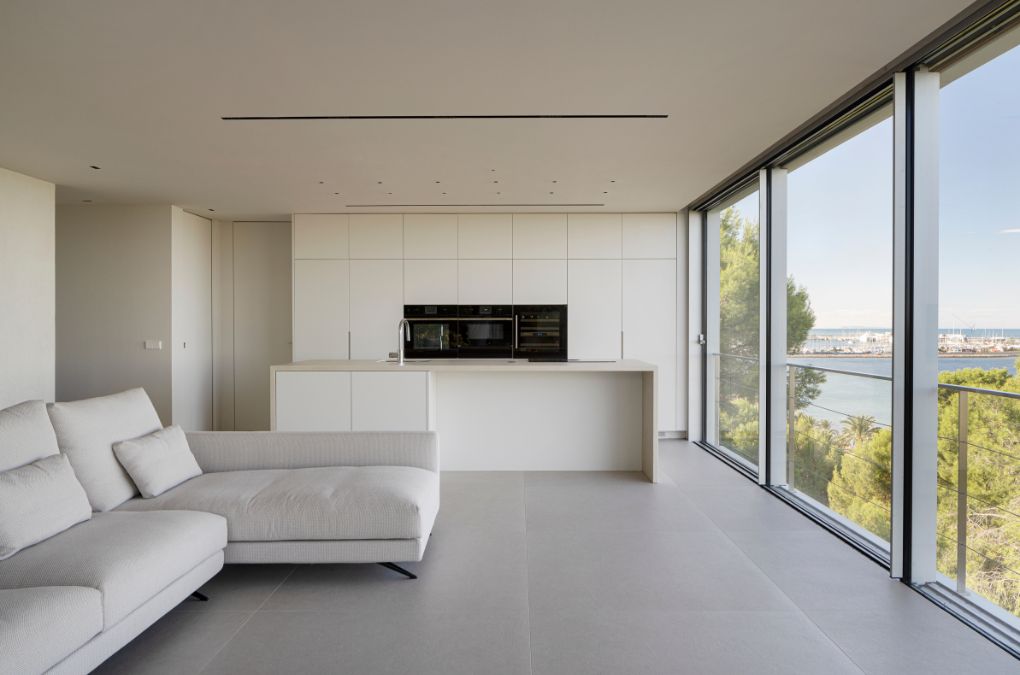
[828,428,893,541]
[934,360,1020,616]
[717,206,822,461]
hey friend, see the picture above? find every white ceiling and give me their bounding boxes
[0,0,972,220]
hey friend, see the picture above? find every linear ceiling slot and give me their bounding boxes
[221,114,667,121]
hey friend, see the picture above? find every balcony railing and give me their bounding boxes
[784,362,1020,625]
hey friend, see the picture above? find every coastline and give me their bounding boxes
[793,352,1020,359]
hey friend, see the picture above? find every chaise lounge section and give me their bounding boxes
[0,389,440,674]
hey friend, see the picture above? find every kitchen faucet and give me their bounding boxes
[397,318,410,366]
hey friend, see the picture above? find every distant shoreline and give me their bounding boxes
[794,352,1019,359]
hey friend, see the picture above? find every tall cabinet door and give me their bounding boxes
[622,259,677,430]
[349,260,403,359]
[568,260,622,359]
[293,260,350,361]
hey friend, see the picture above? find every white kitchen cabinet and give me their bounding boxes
[568,213,622,259]
[351,372,429,431]
[274,371,351,431]
[293,214,349,259]
[623,259,678,430]
[622,213,677,259]
[404,259,458,304]
[513,214,567,259]
[349,260,403,359]
[513,260,567,305]
[404,214,458,258]
[458,214,512,259]
[568,260,622,359]
[458,259,512,304]
[293,259,349,361]
[349,214,403,259]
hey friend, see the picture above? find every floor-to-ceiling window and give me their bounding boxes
[707,189,761,468]
[781,106,895,552]
[934,27,1020,623]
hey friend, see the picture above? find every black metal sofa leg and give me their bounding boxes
[377,562,418,579]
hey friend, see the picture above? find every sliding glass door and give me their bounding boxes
[706,189,762,469]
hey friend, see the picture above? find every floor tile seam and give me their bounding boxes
[523,471,535,675]
[198,566,297,674]
[679,475,869,673]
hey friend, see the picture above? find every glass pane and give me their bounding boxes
[784,110,895,549]
[936,33,1020,620]
[710,190,761,467]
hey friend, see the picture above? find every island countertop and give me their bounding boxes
[271,358,657,374]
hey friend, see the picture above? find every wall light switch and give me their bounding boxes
[144,339,163,351]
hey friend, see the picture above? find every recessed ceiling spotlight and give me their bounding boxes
[435,180,441,184]
[333,192,340,195]
[377,181,383,184]
[490,168,496,172]
[318,181,324,184]
[89,165,101,170]
[552,180,558,184]
[442,192,447,195]
[208,208,215,212]
[82,199,92,203]
[493,180,499,184]
[610,180,616,183]
[549,191,554,195]
[496,192,501,195]
[386,192,393,195]
[603,191,608,194]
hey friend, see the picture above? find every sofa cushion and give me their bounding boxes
[48,388,163,511]
[114,425,203,498]
[0,586,102,674]
[0,510,226,629]
[0,453,92,559]
[118,465,440,541]
[0,400,59,472]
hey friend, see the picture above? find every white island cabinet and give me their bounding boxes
[274,370,428,432]
[271,359,661,482]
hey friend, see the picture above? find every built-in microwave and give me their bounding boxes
[403,305,458,358]
[456,305,514,358]
[513,305,568,361]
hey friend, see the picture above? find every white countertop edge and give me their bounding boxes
[271,358,657,373]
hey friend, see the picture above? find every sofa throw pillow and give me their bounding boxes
[0,400,60,472]
[113,425,202,498]
[0,454,92,559]
[47,388,163,512]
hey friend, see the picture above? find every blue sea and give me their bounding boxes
[787,354,1018,427]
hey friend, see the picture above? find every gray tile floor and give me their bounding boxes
[95,441,1019,674]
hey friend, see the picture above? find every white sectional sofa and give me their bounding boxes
[0,389,440,674]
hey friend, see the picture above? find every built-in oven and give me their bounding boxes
[456,305,514,358]
[513,305,568,361]
[403,305,459,358]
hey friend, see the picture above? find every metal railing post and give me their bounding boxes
[957,390,969,595]
[787,366,797,487]
[714,354,721,444]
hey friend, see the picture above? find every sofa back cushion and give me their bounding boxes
[113,425,203,498]
[0,454,92,559]
[47,388,162,511]
[0,400,59,472]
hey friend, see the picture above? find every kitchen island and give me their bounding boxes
[271,359,660,482]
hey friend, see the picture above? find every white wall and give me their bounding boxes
[56,205,174,422]
[0,167,55,409]
[171,207,213,430]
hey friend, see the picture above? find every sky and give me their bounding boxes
[725,40,1020,330]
